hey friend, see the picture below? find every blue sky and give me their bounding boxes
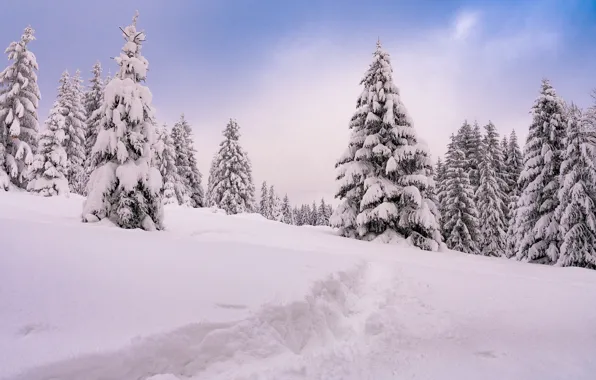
[1,0,595,203]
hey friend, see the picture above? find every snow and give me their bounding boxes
[2,192,596,380]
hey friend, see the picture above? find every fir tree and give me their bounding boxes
[268,185,277,220]
[281,194,293,224]
[442,134,479,253]
[553,105,596,268]
[259,181,270,218]
[207,119,254,214]
[317,198,330,226]
[476,122,507,256]
[333,41,441,250]
[504,130,524,258]
[153,123,181,205]
[0,26,40,190]
[171,114,203,207]
[82,12,164,231]
[455,120,482,192]
[512,79,566,264]
[83,61,104,193]
[65,69,87,194]
[27,103,69,196]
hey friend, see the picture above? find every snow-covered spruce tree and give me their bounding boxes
[171,114,203,207]
[281,194,294,224]
[513,79,566,264]
[333,41,441,250]
[82,12,164,231]
[258,181,270,218]
[267,185,283,221]
[207,119,254,214]
[475,122,507,256]
[317,198,330,226]
[83,61,104,193]
[153,123,180,205]
[65,69,87,194]
[501,135,509,172]
[553,104,596,268]
[455,120,483,192]
[0,26,40,190]
[292,206,302,225]
[442,134,479,253]
[504,130,524,258]
[27,102,69,196]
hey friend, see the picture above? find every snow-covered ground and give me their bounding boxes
[1,192,596,380]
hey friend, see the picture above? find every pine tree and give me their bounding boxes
[316,198,331,226]
[455,120,483,192]
[83,61,104,193]
[171,115,203,207]
[27,103,69,196]
[332,41,440,250]
[476,122,507,256]
[82,12,163,231]
[207,119,254,214]
[553,104,596,268]
[153,123,181,205]
[292,206,302,225]
[0,26,40,190]
[65,69,87,194]
[281,194,293,224]
[504,130,524,258]
[267,185,277,220]
[258,181,270,218]
[501,135,509,172]
[512,79,566,264]
[442,134,479,253]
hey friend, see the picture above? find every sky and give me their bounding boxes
[1,0,595,205]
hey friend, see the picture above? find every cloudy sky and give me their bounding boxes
[1,0,595,204]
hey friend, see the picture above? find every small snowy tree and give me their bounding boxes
[553,104,596,268]
[82,12,163,231]
[153,123,181,205]
[207,118,254,214]
[258,181,270,218]
[317,198,331,226]
[442,134,479,253]
[27,104,68,196]
[281,194,293,224]
[504,130,524,258]
[475,122,507,256]
[513,79,566,264]
[171,114,203,207]
[0,26,40,190]
[65,69,87,194]
[83,61,104,193]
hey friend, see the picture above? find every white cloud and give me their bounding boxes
[176,9,570,206]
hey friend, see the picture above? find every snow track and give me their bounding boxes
[7,262,398,380]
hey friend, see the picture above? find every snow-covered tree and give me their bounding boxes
[171,114,203,207]
[512,79,566,264]
[258,181,271,218]
[0,26,40,190]
[82,12,163,231]
[83,61,104,193]
[207,118,254,214]
[267,185,283,221]
[281,194,294,224]
[455,120,482,192]
[332,40,441,250]
[27,103,68,196]
[65,69,87,194]
[504,130,524,258]
[317,198,331,226]
[442,134,479,253]
[153,123,181,205]
[476,122,507,256]
[553,104,596,268]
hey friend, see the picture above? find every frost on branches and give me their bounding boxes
[553,105,596,269]
[207,119,255,214]
[332,41,441,250]
[171,114,204,207]
[0,26,40,190]
[82,12,164,231]
[64,69,87,194]
[83,61,104,193]
[512,79,566,264]
[442,134,479,254]
[475,122,507,257]
[27,104,69,196]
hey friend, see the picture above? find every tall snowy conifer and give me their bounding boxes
[27,99,69,196]
[504,130,524,257]
[281,194,294,224]
[259,181,271,218]
[513,79,566,264]
[553,105,596,268]
[332,41,441,250]
[442,134,479,253]
[207,119,254,214]
[171,114,203,207]
[317,198,331,226]
[476,122,507,256]
[153,123,181,205]
[82,12,164,231]
[268,185,283,221]
[83,61,104,192]
[65,69,88,194]
[0,26,40,190]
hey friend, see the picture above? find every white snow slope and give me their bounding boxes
[1,192,596,380]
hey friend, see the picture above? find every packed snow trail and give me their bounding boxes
[2,192,596,379]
